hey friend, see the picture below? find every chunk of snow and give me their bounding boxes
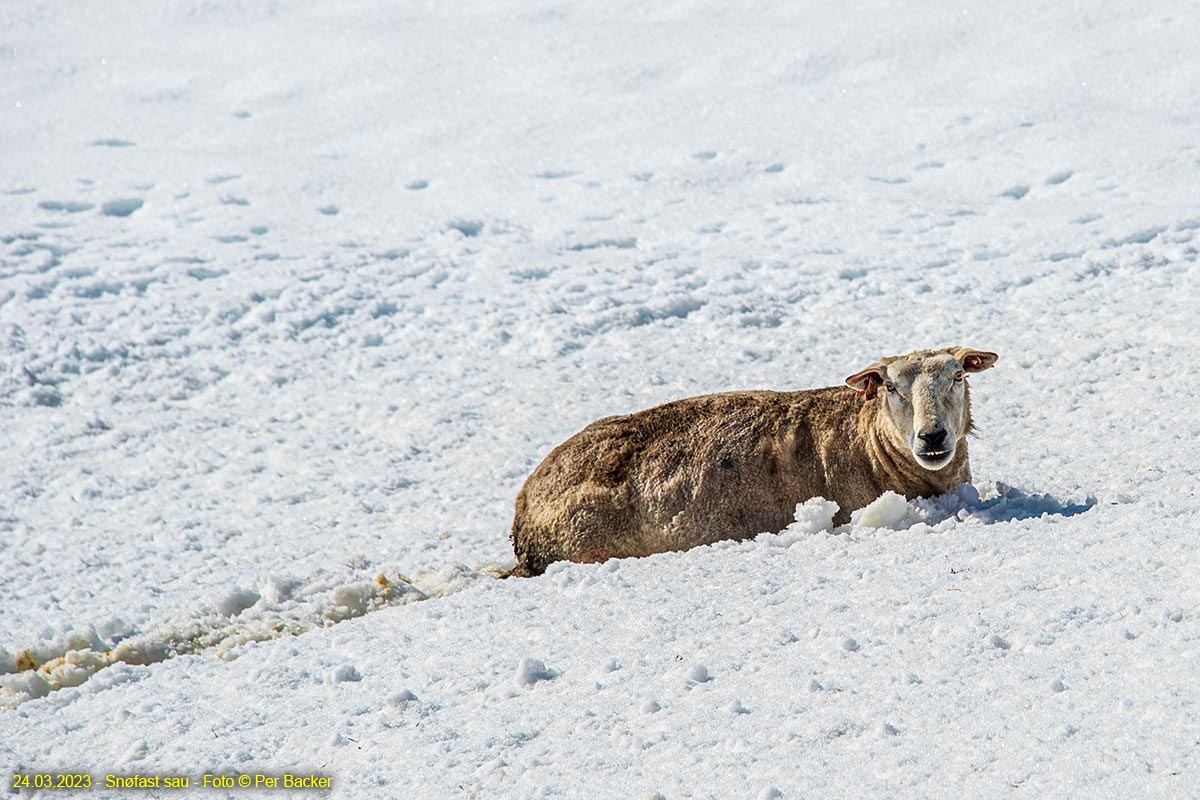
[792,497,839,531]
[850,491,919,529]
[0,669,52,705]
[214,587,260,617]
[260,576,301,604]
[515,658,554,687]
[764,497,839,546]
[326,664,363,684]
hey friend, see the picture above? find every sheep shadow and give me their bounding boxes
[915,482,1097,527]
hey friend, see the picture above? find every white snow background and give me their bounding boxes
[3,0,1200,797]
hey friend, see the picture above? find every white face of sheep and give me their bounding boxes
[846,348,998,471]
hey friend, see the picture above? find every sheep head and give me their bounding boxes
[846,347,998,471]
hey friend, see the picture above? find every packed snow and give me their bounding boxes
[3,0,1199,797]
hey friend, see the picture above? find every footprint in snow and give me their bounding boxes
[693,150,717,160]
[1000,184,1030,200]
[39,200,94,213]
[449,219,483,237]
[101,199,143,217]
[188,266,228,280]
[566,237,635,251]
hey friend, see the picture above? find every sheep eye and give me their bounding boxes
[884,381,896,393]
[953,371,964,382]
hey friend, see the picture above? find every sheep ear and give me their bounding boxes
[953,348,999,372]
[846,364,886,399]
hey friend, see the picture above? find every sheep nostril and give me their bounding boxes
[917,429,947,449]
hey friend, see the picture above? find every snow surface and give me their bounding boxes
[3,0,1200,796]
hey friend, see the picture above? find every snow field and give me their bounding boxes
[7,491,1198,798]
[3,0,1200,796]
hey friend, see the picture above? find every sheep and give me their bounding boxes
[507,346,998,577]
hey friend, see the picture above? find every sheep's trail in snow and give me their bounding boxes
[0,563,503,709]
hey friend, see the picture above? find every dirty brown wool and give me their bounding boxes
[509,346,998,576]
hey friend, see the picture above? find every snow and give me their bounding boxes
[3,0,1200,797]
[851,491,916,530]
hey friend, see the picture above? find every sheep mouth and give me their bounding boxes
[913,448,955,469]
